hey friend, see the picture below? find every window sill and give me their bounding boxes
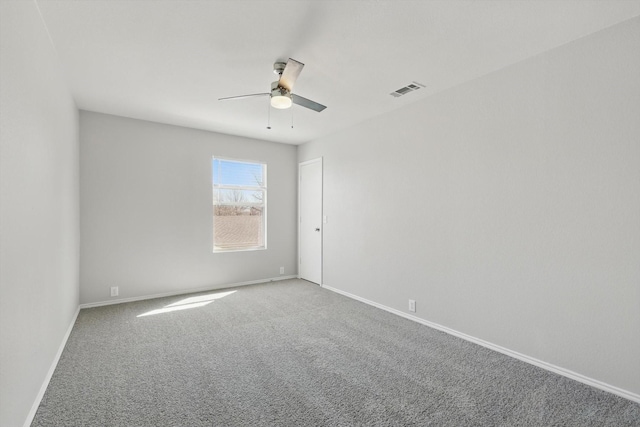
[213,246,267,253]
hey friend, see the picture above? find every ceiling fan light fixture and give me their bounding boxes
[270,81,292,109]
[271,94,292,109]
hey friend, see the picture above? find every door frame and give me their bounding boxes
[298,157,323,285]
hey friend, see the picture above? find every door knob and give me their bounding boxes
[315,228,320,232]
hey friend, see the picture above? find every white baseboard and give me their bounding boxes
[79,275,298,309]
[23,306,80,427]
[321,284,640,404]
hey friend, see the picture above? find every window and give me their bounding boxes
[212,157,266,252]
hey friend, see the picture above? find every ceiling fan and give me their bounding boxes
[219,58,327,112]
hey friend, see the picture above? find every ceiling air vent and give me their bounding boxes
[390,81,426,97]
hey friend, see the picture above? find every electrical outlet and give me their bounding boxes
[279,267,284,275]
[409,299,416,313]
[110,287,119,297]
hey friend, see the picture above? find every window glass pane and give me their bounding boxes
[212,157,266,252]
[213,206,264,250]
[213,189,263,205]
[213,159,264,187]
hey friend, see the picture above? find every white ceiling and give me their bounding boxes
[36,0,640,145]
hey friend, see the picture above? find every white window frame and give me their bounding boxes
[212,156,267,253]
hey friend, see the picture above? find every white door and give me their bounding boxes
[299,158,323,285]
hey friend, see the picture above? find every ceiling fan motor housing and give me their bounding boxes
[271,81,289,95]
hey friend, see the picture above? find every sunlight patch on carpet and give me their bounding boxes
[137,290,237,317]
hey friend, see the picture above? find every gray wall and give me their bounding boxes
[0,2,80,426]
[299,18,640,396]
[80,111,297,304]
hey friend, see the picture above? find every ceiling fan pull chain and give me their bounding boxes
[267,99,272,130]
[291,108,294,129]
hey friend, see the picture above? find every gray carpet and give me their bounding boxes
[33,279,639,426]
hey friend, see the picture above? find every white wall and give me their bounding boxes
[80,111,297,304]
[300,17,640,397]
[0,2,80,426]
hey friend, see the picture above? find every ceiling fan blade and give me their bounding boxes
[219,93,269,101]
[291,94,327,112]
[278,58,304,92]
